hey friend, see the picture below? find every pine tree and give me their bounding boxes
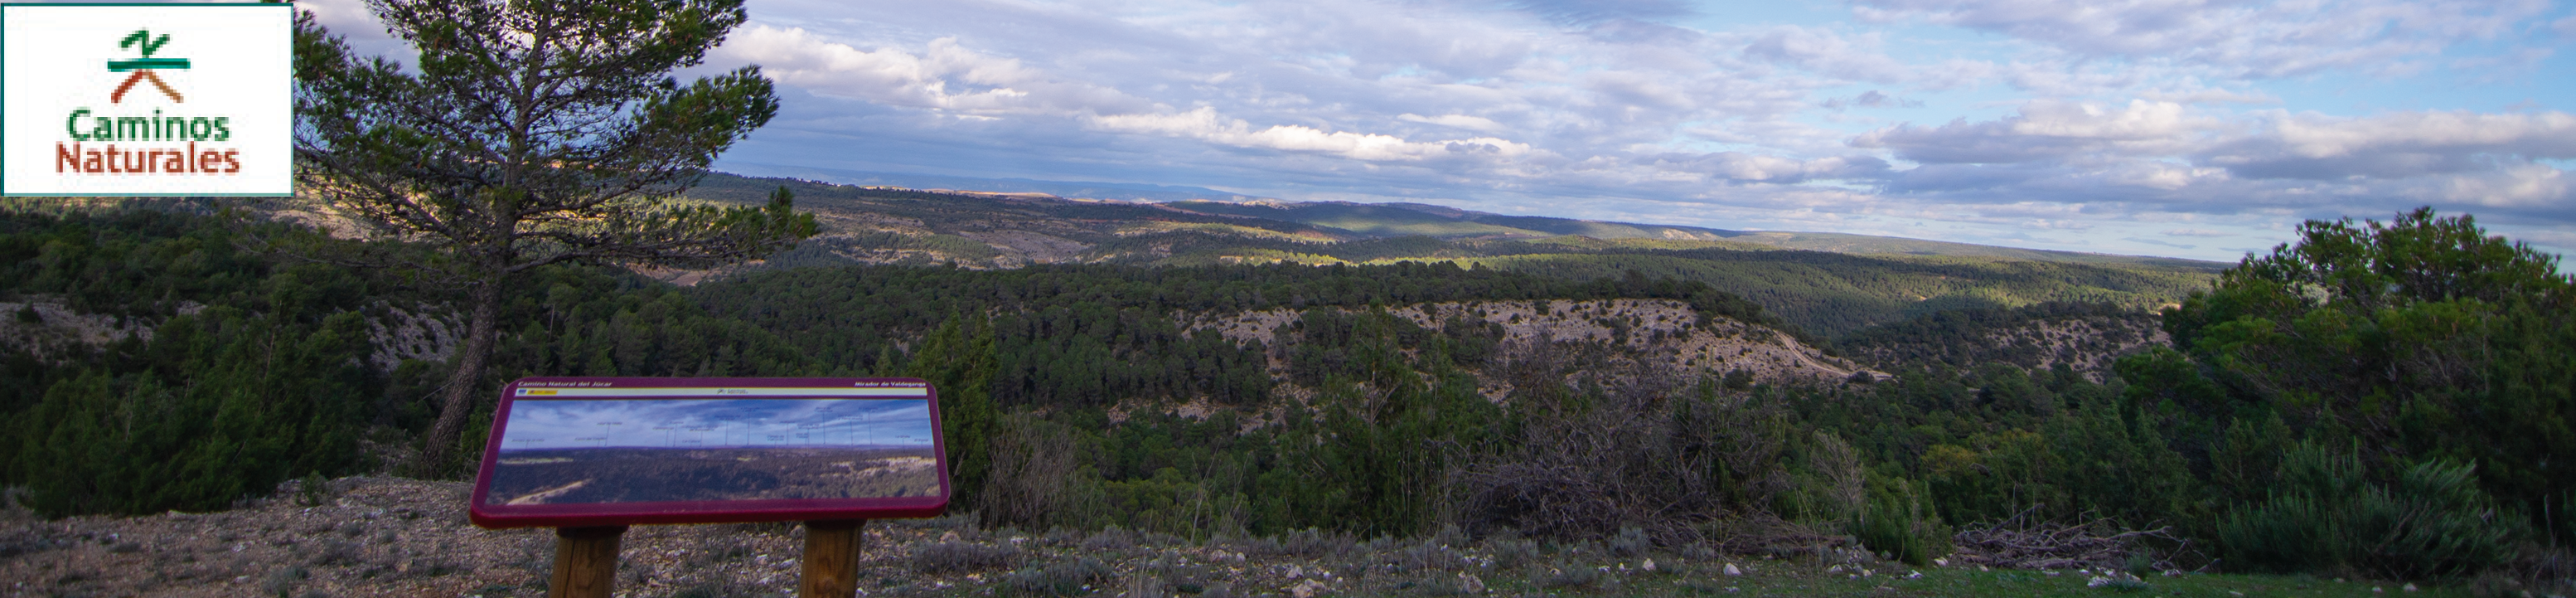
[292,0,816,472]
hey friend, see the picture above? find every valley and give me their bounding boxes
[0,187,2564,598]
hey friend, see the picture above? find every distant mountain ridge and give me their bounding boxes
[719,163,1279,204]
[1162,199,2224,269]
[679,171,2225,337]
[718,168,2224,270]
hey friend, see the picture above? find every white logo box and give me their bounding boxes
[3,2,291,197]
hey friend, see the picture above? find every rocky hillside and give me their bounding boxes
[2,294,460,374]
[1835,302,2168,378]
[0,297,172,363]
[1185,299,1876,396]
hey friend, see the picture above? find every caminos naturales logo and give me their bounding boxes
[56,29,241,175]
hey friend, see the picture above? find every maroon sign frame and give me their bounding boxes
[469,377,951,528]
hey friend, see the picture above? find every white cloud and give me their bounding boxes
[1821,90,1923,109]
[2200,110,2576,180]
[1852,100,2218,163]
[1508,0,1697,27]
[713,25,1151,116]
[1643,152,1891,182]
[2427,163,2570,209]
[1740,26,1913,84]
[1399,113,1508,132]
[2138,86,2278,105]
[1849,0,2554,79]
[2505,227,2576,255]
[1087,107,1535,162]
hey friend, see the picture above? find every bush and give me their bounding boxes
[1484,537,1540,571]
[1609,526,1650,557]
[1395,540,1470,572]
[2219,443,2520,579]
[1005,557,1113,596]
[1080,525,1135,552]
[1852,476,1950,566]
[1235,527,1358,558]
[261,566,309,597]
[1535,562,1599,589]
[910,541,1020,573]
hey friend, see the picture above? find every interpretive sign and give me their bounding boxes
[1,2,293,197]
[469,377,950,528]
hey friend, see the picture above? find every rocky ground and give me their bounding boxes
[0,477,1825,598]
[5,476,2540,598]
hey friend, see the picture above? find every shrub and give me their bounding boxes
[261,566,308,597]
[1609,526,1650,557]
[910,541,1020,573]
[1852,477,1950,566]
[1535,562,1600,589]
[1257,528,1355,557]
[2219,443,2520,579]
[1395,540,1470,572]
[293,472,333,508]
[1080,525,1135,552]
[1485,537,1540,571]
[1005,557,1113,596]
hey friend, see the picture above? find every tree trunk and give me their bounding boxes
[419,280,503,475]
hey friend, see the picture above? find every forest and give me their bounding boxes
[1,202,2569,587]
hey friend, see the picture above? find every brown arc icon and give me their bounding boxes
[112,70,182,104]
[106,31,188,103]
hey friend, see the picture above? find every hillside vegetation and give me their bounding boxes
[1,202,2568,596]
[1836,301,2167,377]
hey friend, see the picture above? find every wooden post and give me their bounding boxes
[800,519,867,598]
[550,526,626,598]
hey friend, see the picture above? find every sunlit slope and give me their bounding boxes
[1109,235,2212,337]
[1167,201,1550,238]
[1437,250,2210,338]
[1163,198,2224,269]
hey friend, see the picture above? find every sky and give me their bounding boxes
[496,399,937,450]
[302,0,2576,262]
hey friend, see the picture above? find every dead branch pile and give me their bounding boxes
[1948,507,2184,571]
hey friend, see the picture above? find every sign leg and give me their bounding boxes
[550,525,626,598]
[801,519,867,597]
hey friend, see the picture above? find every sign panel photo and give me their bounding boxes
[470,377,951,528]
[2,2,292,197]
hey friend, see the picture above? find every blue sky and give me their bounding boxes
[306,0,2576,262]
[497,399,936,450]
